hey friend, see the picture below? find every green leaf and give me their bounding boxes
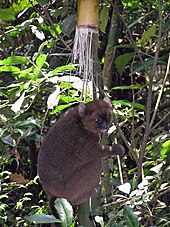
[12,0,37,14]
[128,14,149,29]
[59,82,73,89]
[146,144,153,151]
[112,100,132,107]
[9,29,20,37]
[50,64,76,76]
[140,25,157,45]
[19,67,33,78]
[36,54,47,69]
[112,100,146,110]
[114,53,134,74]
[49,23,62,37]
[133,103,146,111]
[124,206,139,227]
[38,0,49,5]
[160,140,170,158]
[0,203,8,211]
[163,18,170,32]
[0,56,29,65]
[0,8,15,21]
[54,198,73,227]
[133,58,165,73]
[0,66,20,73]
[52,6,70,19]
[162,140,170,148]
[19,73,37,80]
[25,214,60,224]
[37,41,48,56]
[99,6,109,33]
[60,95,75,103]
[115,44,134,49]
[112,85,142,90]
[60,14,76,37]
[160,147,170,159]
[14,121,41,130]
[51,103,76,114]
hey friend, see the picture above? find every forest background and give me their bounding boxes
[0,0,170,226]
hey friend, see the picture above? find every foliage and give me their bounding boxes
[0,0,170,226]
[54,198,74,227]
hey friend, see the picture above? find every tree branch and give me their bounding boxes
[37,1,72,51]
[111,3,150,77]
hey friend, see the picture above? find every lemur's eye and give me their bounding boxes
[95,118,99,122]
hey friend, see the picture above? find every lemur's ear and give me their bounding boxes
[78,103,86,118]
[103,97,112,106]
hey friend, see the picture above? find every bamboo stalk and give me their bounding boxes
[73,0,100,101]
[74,1,100,226]
[77,0,99,28]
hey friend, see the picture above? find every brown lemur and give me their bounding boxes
[38,98,124,206]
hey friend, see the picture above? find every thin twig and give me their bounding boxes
[112,112,138,163]
[104,185,170,207]
[130,54,138,155]
[139,0,163,178]
[144,181,170,226]
[149,53,170,130]
[112,113,130,150]
[114,138,124,185]
[150,111,170,133]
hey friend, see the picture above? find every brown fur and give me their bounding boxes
[38,98,124,205]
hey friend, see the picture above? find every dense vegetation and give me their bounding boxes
[0,0,170,226]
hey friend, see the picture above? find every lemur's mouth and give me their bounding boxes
[97,128,108,134]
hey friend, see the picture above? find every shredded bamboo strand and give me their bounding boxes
[73,26,98,101]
